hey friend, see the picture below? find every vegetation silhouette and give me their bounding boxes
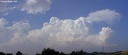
[0,52,13,55]
[42,48,59,55]
[16,51,22,55]
[0,52,6,55]
[1,48,128,55]
[70,50,83,55]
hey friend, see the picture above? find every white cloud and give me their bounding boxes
[86,9,120,24]
[21,0,51,14]
[0,1,18,12]
[4,12,9,15]
[9,21,30,32]
[87,27,112,46]
[0,18,11,44]
[0,0,51,14]
[0,18,8,27]
[0,20,31,53]
[98,27,113,43]
[0,9,120,54]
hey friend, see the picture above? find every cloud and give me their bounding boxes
[0,0,18,12]
[0,18,8,27]
[0,0,51,14]
[0,9,120,54]
[87,27,112,46]
[0,19,30,44]
[21,0,51,14]
[86,9,120,24]
[4,12,9,16]
[0,18,11,44]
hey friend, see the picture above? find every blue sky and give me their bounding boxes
[0,0,128,55]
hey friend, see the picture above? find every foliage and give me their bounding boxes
[42,48,59,55]
[16,51,23,55]
[1,48,128,55]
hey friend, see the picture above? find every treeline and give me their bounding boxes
[37,48,87,55]
[0,51,22,55]
[37,48,108,55]
[0,52,12,55]
[0,48,124,55]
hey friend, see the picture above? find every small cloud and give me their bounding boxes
[86,9,120,24]
[4,12,9,16]
[0,18,8,27]
[0,1,18,12]
[21,0,51,14]
[0,0,51,14]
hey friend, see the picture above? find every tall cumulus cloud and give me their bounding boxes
[0,9,120,54]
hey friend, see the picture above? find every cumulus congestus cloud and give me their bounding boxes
[0,9,120,54]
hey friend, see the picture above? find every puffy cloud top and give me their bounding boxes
[21,0,51,14]
[0,18,8,27]
[0,9,121,54]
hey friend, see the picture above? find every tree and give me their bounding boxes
[16,51,23,55]
[42,48,59,55]
[59,52,65,55]
[7,53,13,55]
[70,51,76,55]
[70,50,84,55]
[91,51,99,55]
[0,52,6,55]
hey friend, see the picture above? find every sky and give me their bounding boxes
[0,0,128,55]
